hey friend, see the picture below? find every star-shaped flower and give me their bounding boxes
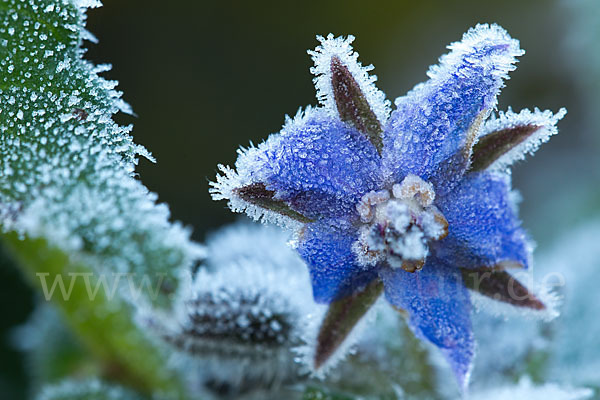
[211,24,565,389]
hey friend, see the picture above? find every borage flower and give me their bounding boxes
[211,24,565,389]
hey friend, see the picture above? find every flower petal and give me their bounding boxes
[383,24,523,193]
[380,259,474,390]
[433,171,531,269]
[298,217,379,303]
[211,107,384,223]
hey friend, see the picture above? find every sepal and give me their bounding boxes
[330,56,384,153]
[470,107,567,172]
[461,267,545,310]
[235,183,314,223]
[313,279,383,369]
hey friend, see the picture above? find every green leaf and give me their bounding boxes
[0,0,202,306]
[330,56,384,154]
[314,280,383,369]
[1,232,186,398]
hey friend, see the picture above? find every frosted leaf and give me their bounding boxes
[468,268,560,322]
[475,107,567,171]
[0,0,203,305]
[462,267,559,318]
[308,34,391,127]
[15,173,204,291]
[468,377,593,400]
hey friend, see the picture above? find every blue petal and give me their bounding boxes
[433,171,530,269]
[297,216,379,303]
[260,107,383,218]
[380,259,474,389]
[382,24,523,194]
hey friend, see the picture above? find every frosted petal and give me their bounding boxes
[433,171,532,269]
[211,107,384,225]
[297,217,379,303]
[380,259,474,390]
[383,24,524,188]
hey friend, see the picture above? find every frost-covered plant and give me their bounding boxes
[0,0,203,303]
[142,224,322,397]
[0,0,581,398]
[466,218,600,396]
[212,25,566,388]
[0,0,202,397]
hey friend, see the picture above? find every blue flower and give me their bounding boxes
[212,24,565,389]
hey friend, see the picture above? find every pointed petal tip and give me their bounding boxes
[441,338,475,393]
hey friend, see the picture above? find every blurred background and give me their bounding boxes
[1,0,599,398]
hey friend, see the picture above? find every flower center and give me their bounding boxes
[353,175,448,272]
